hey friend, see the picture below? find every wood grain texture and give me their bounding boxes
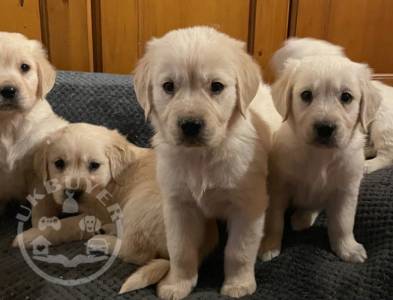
[253,0,290,82]
[137,0,250,56]
[0,0,42,40]
[295,0,393,77]
[373,75,393,86]
[45,0,94,71]
[100,0,138,74]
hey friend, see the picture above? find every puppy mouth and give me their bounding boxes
[177,136,207,147]
[0,102,20,111]
[311,138,338,148]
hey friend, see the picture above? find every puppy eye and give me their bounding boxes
[210,82,225,94]
[89,162,101,172]
[300,90,313,103]
[340,92,353,104]
[20,63,30,73]
[54,159,65,170]
[162,81,175,94]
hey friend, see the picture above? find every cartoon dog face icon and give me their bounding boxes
[79,216,102,233]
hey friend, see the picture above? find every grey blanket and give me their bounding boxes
[0,71,392,300]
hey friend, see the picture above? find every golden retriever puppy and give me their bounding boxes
[271,37,393,174]
[259,51,381,263]
[13,123,218,292]
[13,123,162,247]
[134,26,276,299]
[0,32,67,206]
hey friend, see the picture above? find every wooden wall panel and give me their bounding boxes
[253,0,290,82]
[0,0,42,41]
[45,0,94,71]
[100,0,138,74]
[373,75,393,87]
[295,0,393,76]
[137,0,250,56]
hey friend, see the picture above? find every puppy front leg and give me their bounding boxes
[31,195,60,228]
[327,184,367,263]
[157,199,205,300]
[258,185,288,261]
[221,212,265,298]
[13,214,91,248]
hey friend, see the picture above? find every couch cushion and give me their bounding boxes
[1,71,393,299]
[47,71,153,147]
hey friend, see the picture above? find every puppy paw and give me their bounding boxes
[259,249,281,262]
[221,278,256,298]
[332,239,367,263]
[364,158,390,174]
[258,237,281,261]
[291,210,318,231]
[12,228,42,249]
[157,276,196,300]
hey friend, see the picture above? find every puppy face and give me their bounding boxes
[134,27,261,148]
[34,123,134,205]
[0,32,55,115]
[272,56,381,149]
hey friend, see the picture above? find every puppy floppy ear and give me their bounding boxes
[106,130,136,183]
[235,46,262,117]
[33,128,66,182]
[134,50,153,120]
[31,40,56,99]
[271,59,300,121]
[358,64,382,131]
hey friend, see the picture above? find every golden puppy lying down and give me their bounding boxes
[13,123,217,292]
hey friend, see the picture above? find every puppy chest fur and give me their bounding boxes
[157,120,268,219]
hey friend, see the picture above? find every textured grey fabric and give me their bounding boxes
[1,71,392,300]
[47,71,153,147]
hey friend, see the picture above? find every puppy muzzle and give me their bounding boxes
[177,117,207,147]
[312,121,338,148]
[0,85,20,111]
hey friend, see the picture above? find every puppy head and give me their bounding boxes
[134,26,261,148]
[271,37,345,77]
[272,56,381,149]
[33,123,135,205]
[0,32,55,114]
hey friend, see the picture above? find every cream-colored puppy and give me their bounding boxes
[134,26,275,299]
[259,52,381,263]
[13,123,140,245]
[14,123,218,293]
[0,32,67,206]
[271,37,393,174]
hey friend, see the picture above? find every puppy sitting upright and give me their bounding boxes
[134,27,275,299]
[259,50,381,263]
[0,32,67,206]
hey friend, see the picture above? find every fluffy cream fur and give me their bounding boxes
[13,123,217,293]
[134,26,277,299]
[0,32,67,207]
[271,37,393,173]
[260,39,382,263]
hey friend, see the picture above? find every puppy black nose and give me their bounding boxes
[178,118,204,137]
[64,189,84,201]
[314,122,337,139]
[0,86,18,100]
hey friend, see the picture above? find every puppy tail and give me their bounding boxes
[119,258,170,294]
